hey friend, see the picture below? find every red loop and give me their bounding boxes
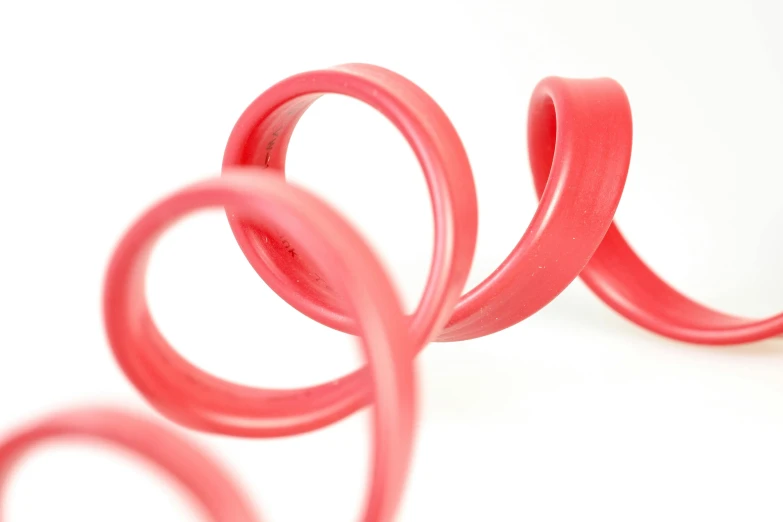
[0,408,260,522]
[102,173,416,522]
[222,63,478,351]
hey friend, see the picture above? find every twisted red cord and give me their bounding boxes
[2,63,778,521]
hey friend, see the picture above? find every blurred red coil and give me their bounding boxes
[0,408,259,522]
[1,63,780,521]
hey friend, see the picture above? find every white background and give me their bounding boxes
[1,0,783,520]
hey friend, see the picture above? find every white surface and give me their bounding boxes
[1,0,783,520]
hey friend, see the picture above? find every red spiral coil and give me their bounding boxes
[1,63,779,521]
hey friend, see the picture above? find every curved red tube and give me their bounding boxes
[222,63,479,350]
[102,173,416,522]
[578,226,783,344]
[0,408,260,522]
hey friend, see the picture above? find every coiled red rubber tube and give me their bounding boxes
[4,61,778,521]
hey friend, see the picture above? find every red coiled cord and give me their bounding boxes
[1,62,778,521]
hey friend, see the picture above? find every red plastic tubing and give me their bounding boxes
[2,63,780,521]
